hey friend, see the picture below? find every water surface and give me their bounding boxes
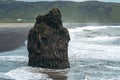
[0,24,120,80]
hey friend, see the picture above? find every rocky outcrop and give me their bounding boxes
[27,8,70,69]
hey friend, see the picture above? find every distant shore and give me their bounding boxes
[0,23,120,28]
[0,23,34,28]
[0,23,34,52]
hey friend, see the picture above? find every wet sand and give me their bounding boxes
[0,23,34,52]
[45,72,68,80]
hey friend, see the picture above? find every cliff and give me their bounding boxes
[27,8,70,69]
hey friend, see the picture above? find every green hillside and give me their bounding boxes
[0,0,120,23]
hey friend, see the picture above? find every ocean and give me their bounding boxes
[0,24,120,80]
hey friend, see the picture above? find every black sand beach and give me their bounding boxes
[0,23,33,52]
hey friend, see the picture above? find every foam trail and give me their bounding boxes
[0,56,28,62]
[25,40,27,46]
[0,72,12,80]
[104,65,120,71]
[5,67,52,80]
[69,26,107,33]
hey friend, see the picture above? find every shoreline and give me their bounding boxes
[0,23,32,52]
[0,23,34,28]
[0,23,120,28]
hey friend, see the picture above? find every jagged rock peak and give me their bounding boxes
[35,8,62,29]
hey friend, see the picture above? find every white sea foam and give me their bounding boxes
[80,36,120,44]
[69,26,107,33]
[104,65,120,71]
[25,40,27,46]
[69,40,120,61]
[90,36,119,41]
[5,67,52,80]
[0,72,12,80]
[108,25,120,28]
[69,26,120,61]
[84,76,120,80]
[0,56,28,62]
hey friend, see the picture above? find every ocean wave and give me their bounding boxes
[104,65,120,71]
[69,26,120,39]
[0,72,12,80]
[91,36,119,41]
[82,36,120,45]
[5,67,52,80]
[84,76,120,80]
[69,40,120,61]
[0,56,28,62]
[69,26,107,33]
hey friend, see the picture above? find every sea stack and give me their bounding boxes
[27,8,70,69]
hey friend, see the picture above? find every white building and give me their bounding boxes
[17,19,22,22]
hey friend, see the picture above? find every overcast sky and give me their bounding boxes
[15,0,120,3]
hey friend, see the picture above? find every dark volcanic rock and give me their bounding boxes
[27,8,70,69]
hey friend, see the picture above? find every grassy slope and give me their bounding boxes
[0,1,120,23]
